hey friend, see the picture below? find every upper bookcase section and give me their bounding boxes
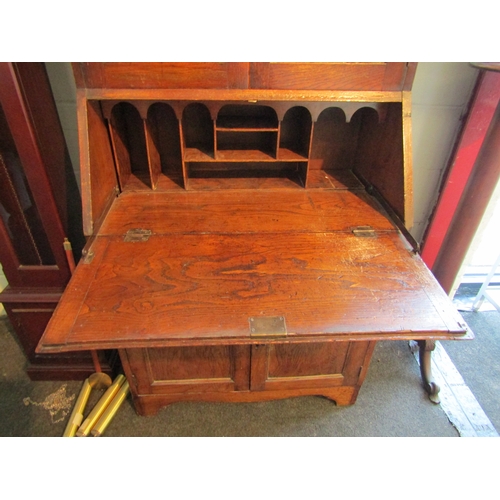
[72,63,416,92]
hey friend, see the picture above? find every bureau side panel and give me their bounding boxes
[353,102,408,226]
[78,94,118,235]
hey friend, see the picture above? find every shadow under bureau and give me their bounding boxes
[37,63,471,415]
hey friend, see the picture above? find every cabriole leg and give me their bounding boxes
[416,340,440,404]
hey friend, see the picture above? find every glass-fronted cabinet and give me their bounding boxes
[0,63,114,380]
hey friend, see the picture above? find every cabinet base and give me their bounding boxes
[130,386,361,416]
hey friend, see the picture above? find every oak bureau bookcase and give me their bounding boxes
[37,63,471,415]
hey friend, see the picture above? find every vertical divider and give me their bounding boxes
[249,344,269,391]
[107,116,130,192]
[305,121,315,189]
[213,119,217,160]
[276,120,281,160]
[274,103,286,161]
[178,117,188,190]
[143,114,161,190]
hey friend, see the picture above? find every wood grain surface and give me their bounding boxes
[39,229,467,352]
[73,63,411,92]
[98,189,394,235]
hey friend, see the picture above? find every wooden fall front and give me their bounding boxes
[37,63,470,415]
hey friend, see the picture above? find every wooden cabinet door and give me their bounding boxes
[72,63,250,89]
[123,345,251,396]
[250,341,376,392]
[249,63,410,91]
[122,341,376,404]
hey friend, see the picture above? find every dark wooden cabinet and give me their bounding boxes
[0,62,114,380]
[37,63,470,414]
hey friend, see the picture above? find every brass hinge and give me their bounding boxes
[249,316,287,338]
[124,229,152,242]
[352,226,376,237]
[82,250,95,264]
[81,236,96,264]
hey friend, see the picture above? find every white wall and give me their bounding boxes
[44,62,80,189]
[410,62,479,242]
[43,62,480,244]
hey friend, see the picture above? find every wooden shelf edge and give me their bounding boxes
[185,148,308,162]
[84,88,404,102]
[216,127,279,132]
